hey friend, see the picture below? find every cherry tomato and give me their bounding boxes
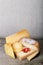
[22,48,30,52]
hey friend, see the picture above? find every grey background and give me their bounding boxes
[0,0,43,38]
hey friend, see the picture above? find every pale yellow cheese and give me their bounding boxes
[4,43,15,58]
[6,29,30,44]
[13,42,23,53]
[27,50,39,61]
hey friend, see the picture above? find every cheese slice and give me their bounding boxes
[13,42,23,53]
[27,50,39,61]
[4,43,15,58]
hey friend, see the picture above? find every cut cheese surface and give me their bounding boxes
[17,49,36,57]
[4,43,15,58]
[21,42,37,51]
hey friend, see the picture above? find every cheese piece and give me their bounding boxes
[4,43,15,58]
[21,39,39,61]
[16,46,37,60]
[27,50,39,61]
[13,42,23,53]
[6,29,30,44]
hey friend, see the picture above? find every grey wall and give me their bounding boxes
[0,0,43,38]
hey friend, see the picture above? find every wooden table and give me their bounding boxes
[0,39,43,65]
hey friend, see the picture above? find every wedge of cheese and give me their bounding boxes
[4,43,15,58]
[6,29,30,44]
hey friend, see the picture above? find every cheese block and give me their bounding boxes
[6,29,30,44]
[4,43,15,58]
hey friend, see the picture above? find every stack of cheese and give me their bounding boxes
[4,29,40,61]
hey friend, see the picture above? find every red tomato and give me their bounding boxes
[22,48,30,52]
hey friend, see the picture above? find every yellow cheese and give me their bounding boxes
[4,43,15,58]
[6,29,30,44]
[13,42,23,53]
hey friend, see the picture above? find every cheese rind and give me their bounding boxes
[6,29,30,44]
